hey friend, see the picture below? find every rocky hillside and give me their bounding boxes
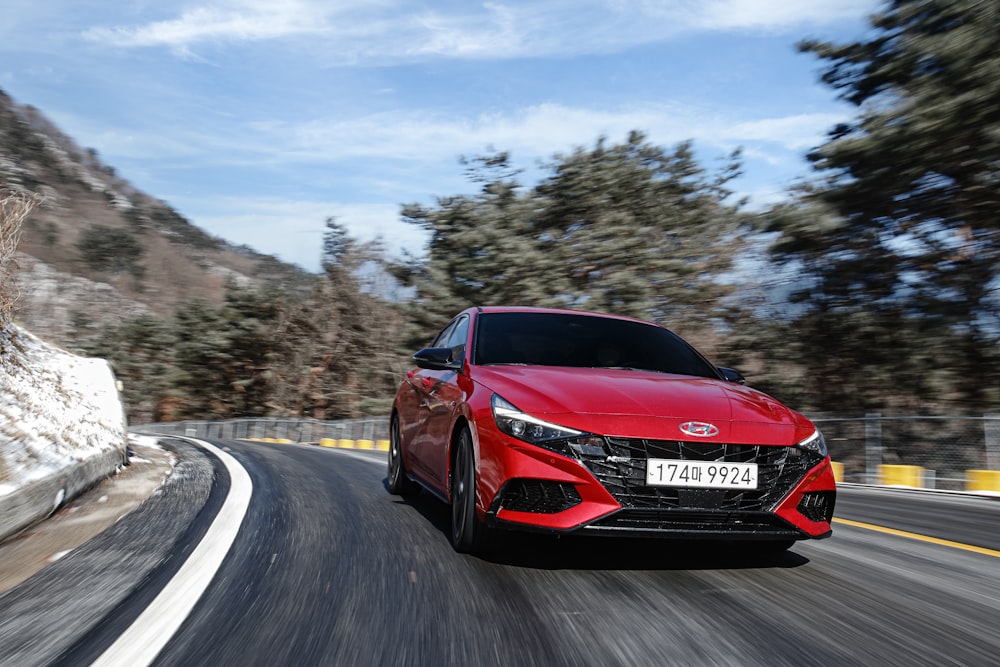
[0,88,314,351]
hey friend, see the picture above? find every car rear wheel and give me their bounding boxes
[387,415,420,496]
[451,427,490,554]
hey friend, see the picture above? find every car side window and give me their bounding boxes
[431,320,458,349]
[445,315,470,363]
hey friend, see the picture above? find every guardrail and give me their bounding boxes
[135,414,1000,493]
[134,417,389,444]
[815,414,1000,492]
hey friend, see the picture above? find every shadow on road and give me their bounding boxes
[385,479,809,571]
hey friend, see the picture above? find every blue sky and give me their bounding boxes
[2,0,879,272]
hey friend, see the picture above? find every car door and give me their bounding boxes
[404,318,460,489]
[420,315,470,492]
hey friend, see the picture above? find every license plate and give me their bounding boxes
[646,459,758,489]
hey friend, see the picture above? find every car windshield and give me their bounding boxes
[473,312,719,378]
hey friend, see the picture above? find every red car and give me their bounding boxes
[388,306,836,554]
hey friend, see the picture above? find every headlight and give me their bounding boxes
[491,394,584,445]
[797,429,828,457]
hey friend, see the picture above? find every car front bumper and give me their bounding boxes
[475,422,836,540]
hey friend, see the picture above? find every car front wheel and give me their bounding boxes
[450,427,490,554]
[387,415,419,496]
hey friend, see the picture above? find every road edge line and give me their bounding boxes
[833,517,1000,559]
[90,437,253,667]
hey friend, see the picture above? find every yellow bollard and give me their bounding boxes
[376,439,390,452]
[357,439,375,450]
[319,438,337,448]
[878,464,924,487]
[830,461,844,483]
[966,470,1000,493]
[338,439,356,449]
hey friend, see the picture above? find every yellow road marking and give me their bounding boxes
[833,517,1000,559]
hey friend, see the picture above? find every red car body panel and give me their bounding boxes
[392,306,836,542]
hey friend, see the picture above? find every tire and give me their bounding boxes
[387,415,420,496]
[450,427,490,554]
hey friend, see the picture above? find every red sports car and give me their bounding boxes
[388,306,836,554]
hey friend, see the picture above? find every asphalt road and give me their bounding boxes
[4,438,1000,666]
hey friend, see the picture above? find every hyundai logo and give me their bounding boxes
[680,421,719,437]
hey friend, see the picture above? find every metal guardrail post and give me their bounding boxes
[986,414,1000,471]
[865,412,882,484]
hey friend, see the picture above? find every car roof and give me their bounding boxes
[471,305,661,327]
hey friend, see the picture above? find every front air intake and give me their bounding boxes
[498,479,582,513]
[797,491,836,523]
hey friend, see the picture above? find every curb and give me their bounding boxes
[0,445,127,543]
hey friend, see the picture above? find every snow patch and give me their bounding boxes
[0,324,127,497]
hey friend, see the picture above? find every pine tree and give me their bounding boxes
[764,0,1000,411]
[394,134,743,345]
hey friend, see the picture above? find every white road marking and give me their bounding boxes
[330,449,386,465]
[90,437,253,667]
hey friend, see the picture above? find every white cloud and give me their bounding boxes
[661,0,877,32]
[82,0,877,59]
[61,94,829,158]
[729,113,844,151]
[249,103,844,166]
[83,0,335,49]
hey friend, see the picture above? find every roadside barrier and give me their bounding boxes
[877,464,926,488]
[817,414,1000,491]
[319,438,390,452]
[966,469,1000,493]
[238,435,390,451]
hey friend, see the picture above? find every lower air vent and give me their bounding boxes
[587,509,795,534]
[797,491,836,523]
[499,479,582,514]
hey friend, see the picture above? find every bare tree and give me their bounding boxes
[0,190,38,325]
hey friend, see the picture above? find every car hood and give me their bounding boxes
[473,366,815,445]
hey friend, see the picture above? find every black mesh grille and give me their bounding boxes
[797,491,836,523]
[572,438,822,514]
[499,479,582,514]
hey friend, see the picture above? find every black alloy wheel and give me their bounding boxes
[450,427,488,554]
[387,415,419,496]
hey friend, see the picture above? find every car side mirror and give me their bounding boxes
[413,347,462,371]
[718,367,746,385]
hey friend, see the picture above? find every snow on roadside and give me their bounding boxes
[0,324,127,497]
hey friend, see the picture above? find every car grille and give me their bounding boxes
[498,479,583,514]
[572,438,821,514]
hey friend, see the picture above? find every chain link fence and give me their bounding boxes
[815,414,1000,490]
[134,417,389,443]
[135,414,1000,491]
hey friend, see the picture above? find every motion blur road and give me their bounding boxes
[5,438,1000,666]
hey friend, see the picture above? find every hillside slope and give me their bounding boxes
[0,88,314,349]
